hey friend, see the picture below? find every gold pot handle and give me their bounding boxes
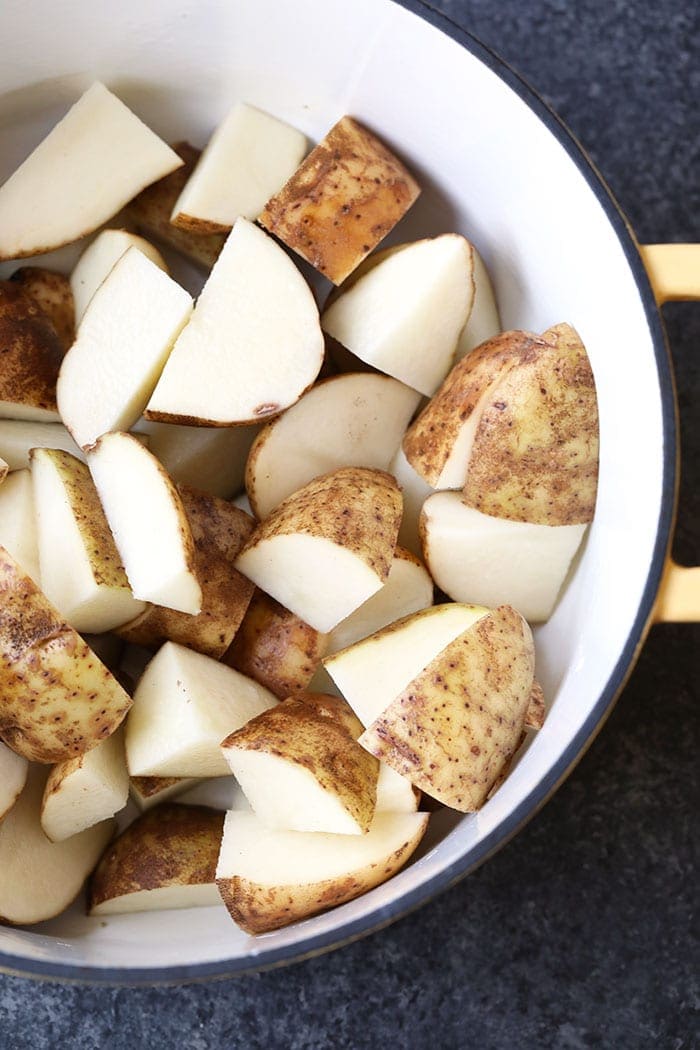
[640,243,700,623]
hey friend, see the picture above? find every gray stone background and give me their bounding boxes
[1,1,698,1047]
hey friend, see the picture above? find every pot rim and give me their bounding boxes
[0,0,678,986]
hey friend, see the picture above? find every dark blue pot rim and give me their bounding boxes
[0,0,677,986]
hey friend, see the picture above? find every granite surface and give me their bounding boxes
[1,1,698,1047]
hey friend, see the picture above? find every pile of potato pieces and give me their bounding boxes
[0,82,598,935]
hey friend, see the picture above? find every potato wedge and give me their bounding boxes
[70,228,168,324]
[245,372,421,520]
[0,546,132,763]
[116,485,255,658]
[0,419,83,470]
[260,116,420,285]
[359,606,535,811]
[130,774,199,812]
[0,765,114,925]
[41,727,129,842]
[235,467,402,633]
[10,267,75,350]
[388,445,435,556]
[0,741,28,820]
[222,589,327,699]
[137,418,259,499]
[89,803,223,915]
[454,247,502,360]
[0,281,64,421]
[0,469,40,582]
[216,809,428,934]
[525,680,546,730]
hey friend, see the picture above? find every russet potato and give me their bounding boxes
[0,281,64,421]
[10,266,75,350]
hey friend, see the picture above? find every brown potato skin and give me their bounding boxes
[221,694,379,833]
[359,605,535,812]
[0,546,132,763]
[130,774,186,801]
[296,691,364,740]
[222,589,327,698]
[125,142,226,269]
[116,486,255,657]
[89,803,223,911]
[10,267,75,351]
[524,679,546,730]
[259,116,420,285]
[463,323,599,525]
[0,282,65,415]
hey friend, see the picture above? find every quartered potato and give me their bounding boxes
[0,281,64,421]
[10,266,75,350]
[70,229,168,324]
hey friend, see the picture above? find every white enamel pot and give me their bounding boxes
[0,0,697,984]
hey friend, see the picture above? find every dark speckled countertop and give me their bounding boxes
[1,1,698,1047]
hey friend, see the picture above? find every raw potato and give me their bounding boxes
[0,281,64,421]
[389,445,434,556]
[221,694,378,835]
[71,228,168,323]
[0,765,114,925]
[419,492,587,622]
[0,419,83,470]
[87,432,202,615]
[323,602,489,728]
[145,217,324,426]
[0,546,132,763]
[0,741,28,820]
[375,762,420,813]
[130,775,199,812]
[455,247,502,360]
[222,589,327,699]
[235,467,402,633]
[0,459,7,485]
[245,372,421,519]
[89,803,224,915]
[260,115,420,285]
[216,809,429,934]
[125,641,277,778]
[178,777,250,812]
[57,247,193,450]
[322,234,474,396]
[0,81,183,261]
[116,486,255,658]
[125,141,227,269]
[40,727,129,842]
[137,418,259,499]
[463,323,599,525]
[0,469,40,581]
[10,267,75,349]
[359,606,535,811]
[31,447,147,633]
[171,102,307,233]
[525,680,546,730]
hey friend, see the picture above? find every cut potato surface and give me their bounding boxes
[420,492,587,622]
[324,602,489,728]
[216,809,429,933]
[0,281,64,421]
[235,467,402,633]
[0,81,182,261]
[260,116,420,285]
[10,267,75,350]
[88,432,201,615]
[246,372,421,519]
[0,765,114,925]
[171,102,307,233]
[0,470,40,582]
[41,727,129,842]
[178,777,250,812]
[0,546,132,763]
[360,606,535,811]
[455,247,502,360]
[0,419,83,470]
[375,762,420,814]
[31,447,146,633]
[57,247,193,450]
[0,741,28,820]
[71,228,168,323]
[89,803,223,916]
[389,445,434,557]
[322,235,473,396]
[130,775,199,812]
[138,418,259,499]
[145,217,324,426]
[126,642,277,778]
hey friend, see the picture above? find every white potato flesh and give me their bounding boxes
[0,765,113,925]
[324,602,488,727]
[321,234,473,397]
[137,419,259,499]
[0,469,40,582]
[0,741,28,820]
[31,448,146,633]
[41,729,129,842]
[91,882,221,916]
[375,762,419,813]
[57,247,193,450]
[389,445,434,556]
[145,218,324,426]
[126,642,277,778]
[71,229,168,323]
[224,749,366,835]
[0,82,182,261]
[455,248,502,360]
[171,102,307,230]
[130,776,199,812]
[88,432,202,615]
[421,492,587,623]
[0,419,84,470]
[178,777,250,812]
[246,373,421,519]
[423,373,506,489]
[236,533,385,635]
